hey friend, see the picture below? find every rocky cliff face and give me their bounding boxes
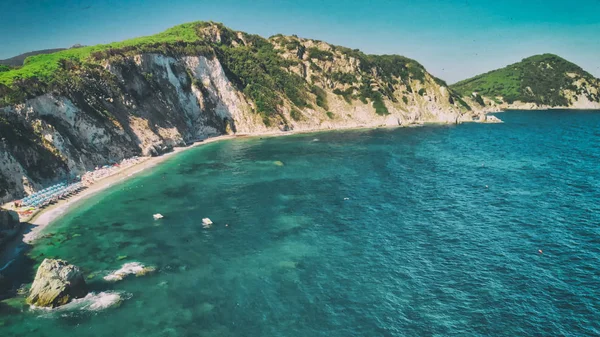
[0,53,260,202]
[0,23,483,202]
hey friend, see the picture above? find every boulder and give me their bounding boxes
[103,262,156,282]
[0,209,21,249]
[27,259,88,308]
[0,209,19,231]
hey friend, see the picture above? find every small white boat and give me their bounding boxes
[202,218,213,226]
[153,213,164,220]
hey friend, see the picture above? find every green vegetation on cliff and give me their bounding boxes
[0,21,466,118]
[216,42,309,117]
[451,54,600,106]
[0,23,203,86]
[0,21,311,120]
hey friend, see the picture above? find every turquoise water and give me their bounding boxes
[2,110,600,336]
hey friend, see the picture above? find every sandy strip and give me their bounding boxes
[8,118,492,245]
[20,135,237,243]
[6,123,427,244]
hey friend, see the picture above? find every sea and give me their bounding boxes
[1,110,599,336]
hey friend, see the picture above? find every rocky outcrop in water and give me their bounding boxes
[27,259,88,308]
[103,262,156,282]
[0,273,10,296]
[0,209,20,249]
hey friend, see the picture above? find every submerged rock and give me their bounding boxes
[202,218,213,228]
[64,291,124,311]
[0,274,10,296]
[104,262,156,282]
[27,259,88,308]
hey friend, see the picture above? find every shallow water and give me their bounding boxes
[2,110,600,336]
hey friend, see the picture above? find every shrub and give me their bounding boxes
[290,108,303,121]
[311,85,329,110]
[473,93,485,106]
[456,96,472,110]
[285,40,301,51]
[333,87,355,103]
[371,92,389,115]
[331,72,357,84]
[262,115,272,127]
[326,111,334,119]
[309,62,321,72]
[307,47,334,61]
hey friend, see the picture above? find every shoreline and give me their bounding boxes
[1,117,502,262]
[21,134,238,243]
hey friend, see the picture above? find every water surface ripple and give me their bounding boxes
[1,110,599,336]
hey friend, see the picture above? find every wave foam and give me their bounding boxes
[70,291,127,311]
[104,262,156,282]
[31,291,129,314]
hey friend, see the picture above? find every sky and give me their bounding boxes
[0,0,599,83]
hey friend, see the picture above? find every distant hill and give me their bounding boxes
[451,54,600,109]
[0,48,66,67]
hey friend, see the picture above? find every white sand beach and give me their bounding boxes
[17,135,237,243]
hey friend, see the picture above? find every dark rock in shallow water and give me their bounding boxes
[0,209,19,229]
[0,209,21,249]
[27,259,88,308]
[0,273,10,296]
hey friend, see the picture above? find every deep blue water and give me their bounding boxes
[1,110,600,336]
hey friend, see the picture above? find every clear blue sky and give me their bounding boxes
[1,0,599,83]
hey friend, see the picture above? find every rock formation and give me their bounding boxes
[103,262,156,282]
[0,22,485,203]
[27,259,88,308]
[0,209,20,249]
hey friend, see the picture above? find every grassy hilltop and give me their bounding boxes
[451,54,600,106]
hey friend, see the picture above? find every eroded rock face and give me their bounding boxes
[0,209,20,248]
[0,209,18,230]
[0,24,483,203]
[27,259,88,308]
